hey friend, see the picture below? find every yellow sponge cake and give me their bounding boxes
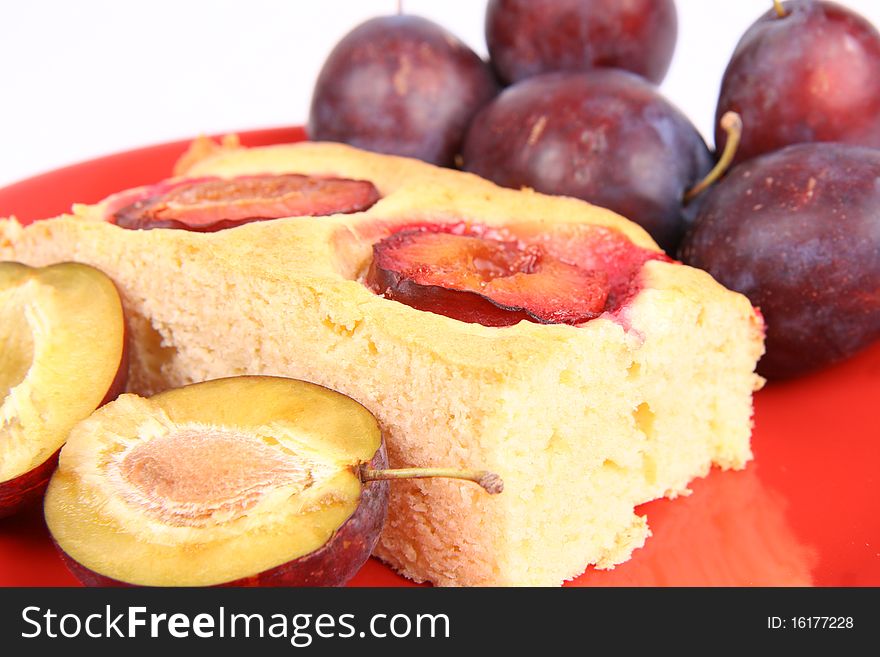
[0,141,764,586]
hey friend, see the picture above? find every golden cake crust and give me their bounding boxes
[3,141,745,368]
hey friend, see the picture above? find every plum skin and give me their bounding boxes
[716,0,880,166]
[462,70,713,253]
[0,453,60,519]
[486,0,678,85]
[680,142,880,378]
[308,15,498,167]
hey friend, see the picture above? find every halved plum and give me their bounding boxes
[44,376,500,587]
[112,174,380,232]
[366,224,663,327]
[0,262,127,517]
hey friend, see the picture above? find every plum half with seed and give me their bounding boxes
[715,0,880,166]
[0,262,127,517]
[680,142,880,378]
[45,376,501,587]
[462,70,713,252]
[308,15,499,167]
[486,0,678,85]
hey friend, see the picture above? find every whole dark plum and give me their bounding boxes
[308,15,498,167]
[486,0,677,85]
[681,142,880,378]
[461,70,713,253]
[716,0,880,166]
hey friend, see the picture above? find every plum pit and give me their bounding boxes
[116,426,327,527]
[0,262,127,519]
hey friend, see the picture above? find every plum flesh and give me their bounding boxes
[367,222,665,327]
[45,377,389,587]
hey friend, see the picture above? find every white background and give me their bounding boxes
[2,0,879,187]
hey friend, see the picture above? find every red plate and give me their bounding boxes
[1,128,878,587]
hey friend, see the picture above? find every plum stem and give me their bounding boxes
[684,111,743,203]
[773,1,787,18]
[360,466,503,494]
[397,0,402,15]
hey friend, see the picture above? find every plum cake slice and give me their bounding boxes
[0,140,764,586]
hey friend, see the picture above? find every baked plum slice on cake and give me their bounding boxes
[44,376,500,587]
[111,173,380,231]
[366,223,667,326]
[0,262,127,517]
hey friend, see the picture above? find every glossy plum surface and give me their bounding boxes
[486,0,677,85]
[681,142,880,378]
[716,0,880,166]
[462,70,713,253]
[308,15,498,167]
